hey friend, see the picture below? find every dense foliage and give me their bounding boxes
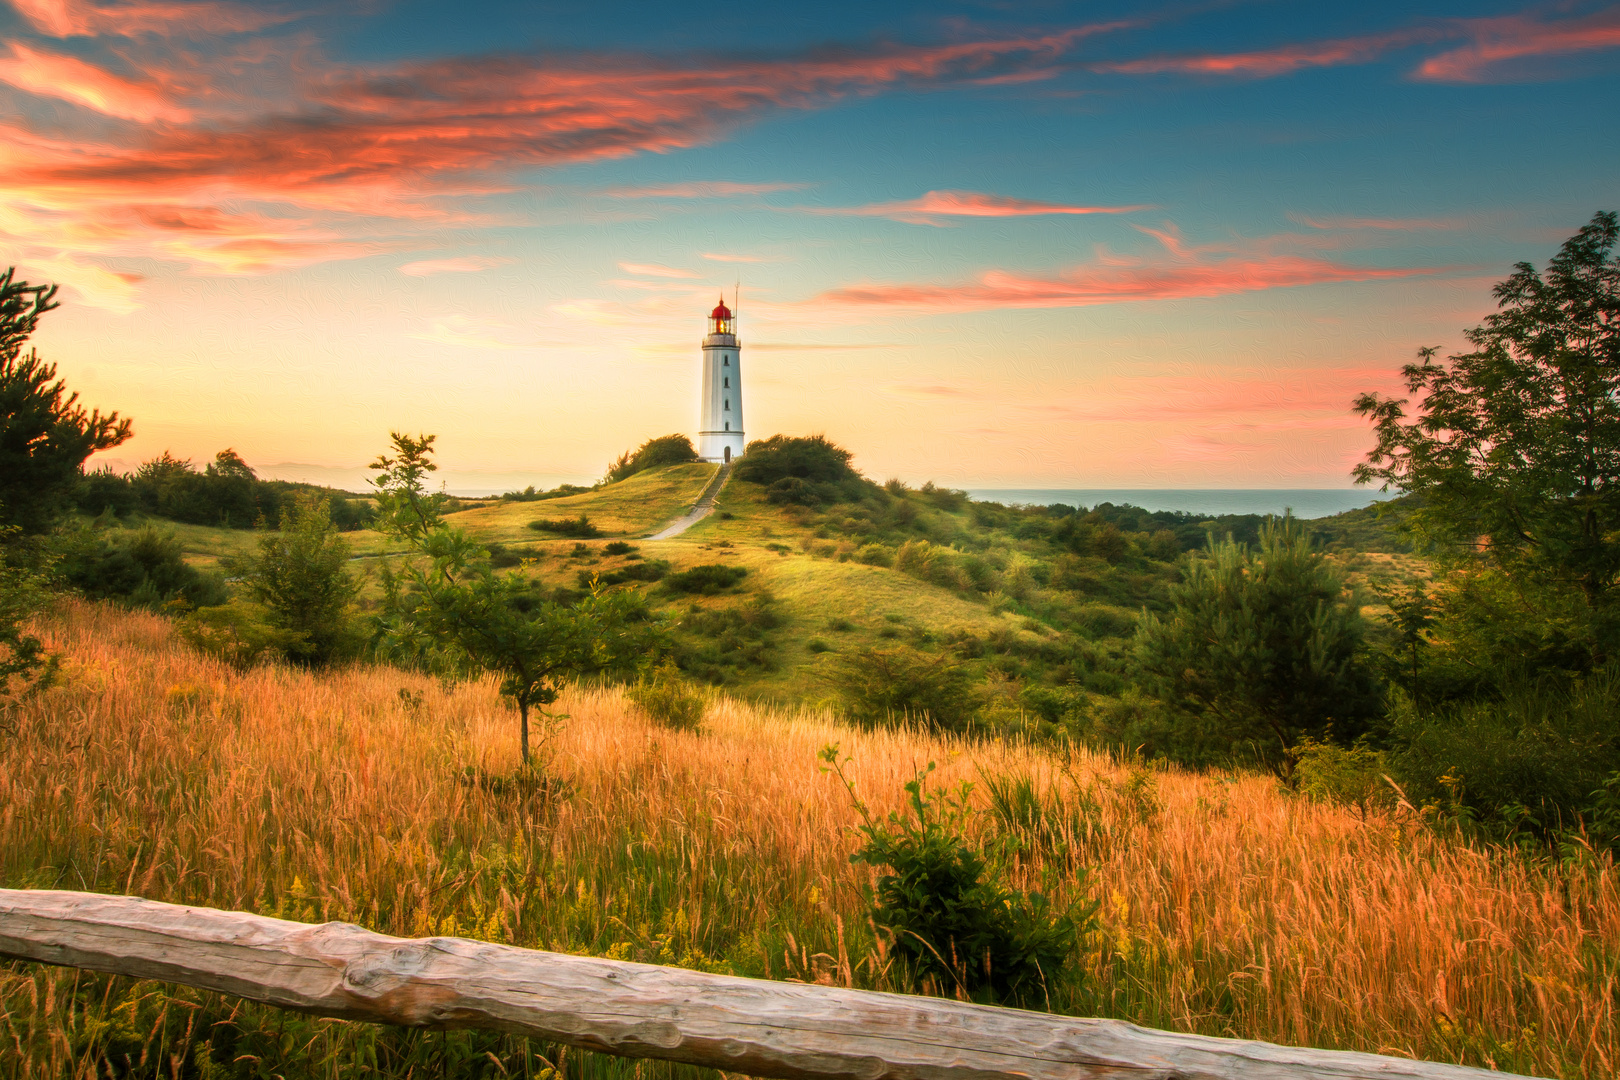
[59,526,227,611]
[75,451,374,531]
[1356,210,1620,655]
[1131,516,1378,771]
[735,434,862,504]
[603,433,699,484]
[0,270,130,538]
[226,495,362,666]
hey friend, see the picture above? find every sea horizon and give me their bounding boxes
[964,489,1390,520]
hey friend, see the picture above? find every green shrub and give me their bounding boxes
[1291,737,1392,817]
[226,495,361,667]
[823,750,1095,1005]
[827,646,981,734]
[595,559,668,586]
[1133,515,1378,772]
[663,563,747,595]
[528,514,601,538]
[602,434,699,485]
[175,601,304,669]
[765,477,820,505]
[1388,671,1620,842]
[626,660,708,732]
[734,434,856,486]
[854,543,893,567]
[59,526,227,610]
[603,541,637,556]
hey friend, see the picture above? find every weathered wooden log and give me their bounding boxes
[0,889,1534,1080]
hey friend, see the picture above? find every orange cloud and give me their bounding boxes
[1415,9,1620,81]
[605,181,808,199]
[399,255,515,276]
[810,189,1150,226]
[0,42,189,121]
[806,232,1446,313]
[11,0,290,38]
[0,24,1131,283]
[1093,29,1431,78]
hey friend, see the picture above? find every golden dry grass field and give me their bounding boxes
[3,600,1617,1078]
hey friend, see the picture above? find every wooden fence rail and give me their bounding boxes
[0,889,1534,1080]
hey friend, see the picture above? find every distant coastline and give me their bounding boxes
[965,489,1388,519]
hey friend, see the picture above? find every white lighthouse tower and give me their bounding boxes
[697,295,745,464]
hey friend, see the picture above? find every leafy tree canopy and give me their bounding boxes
[603,433,699,485]
[734,434,856,486]
[1355,211,1620,611]
[0,269,131,537]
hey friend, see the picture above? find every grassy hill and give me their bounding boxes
[139,465,1433,713]
[2,600,1607,1079]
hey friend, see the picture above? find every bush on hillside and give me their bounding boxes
[59,526,227,611]
[603,434,699,485]
[528,514,600,538]
[829,646,983,735]
[735,434,856,487]
[662,563,747,595]
[226,495,362,667]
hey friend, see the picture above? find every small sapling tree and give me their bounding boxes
[229,494,361,666]
[370,432,659,764]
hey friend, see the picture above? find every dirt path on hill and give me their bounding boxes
[647,463,731,539]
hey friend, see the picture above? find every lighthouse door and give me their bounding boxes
[723,446,732,464]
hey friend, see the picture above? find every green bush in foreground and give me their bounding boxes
[823,748,1095,1006]
[626,660,708,732]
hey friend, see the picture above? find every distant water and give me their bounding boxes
[965,489,1387,520]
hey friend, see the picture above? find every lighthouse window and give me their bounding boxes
[723,377,729,388]
[724,422,730,431]
[723,357,729,367]
[724,398,730,410]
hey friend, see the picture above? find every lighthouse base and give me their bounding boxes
[698,430,746,464]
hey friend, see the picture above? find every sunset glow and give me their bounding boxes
[4,0,1617,490]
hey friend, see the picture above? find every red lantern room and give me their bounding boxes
[708,295,734,336]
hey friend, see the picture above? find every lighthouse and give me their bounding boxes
[697,295,745,464]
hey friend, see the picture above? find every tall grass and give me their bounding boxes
[2,600,1616,1078]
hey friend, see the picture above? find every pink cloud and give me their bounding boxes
[805,230,1447,313]
[0,23,1140,287]
[617,262,699,278]
[11,0,290,38]
[605,181,808,199]
[1415,9,1620,81]
[399,255,515,276]
[810,189,1150,226]
[0,42,189,121]
[1091,7,1620,84]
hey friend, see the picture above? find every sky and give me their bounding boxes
[3,0,1618,492]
